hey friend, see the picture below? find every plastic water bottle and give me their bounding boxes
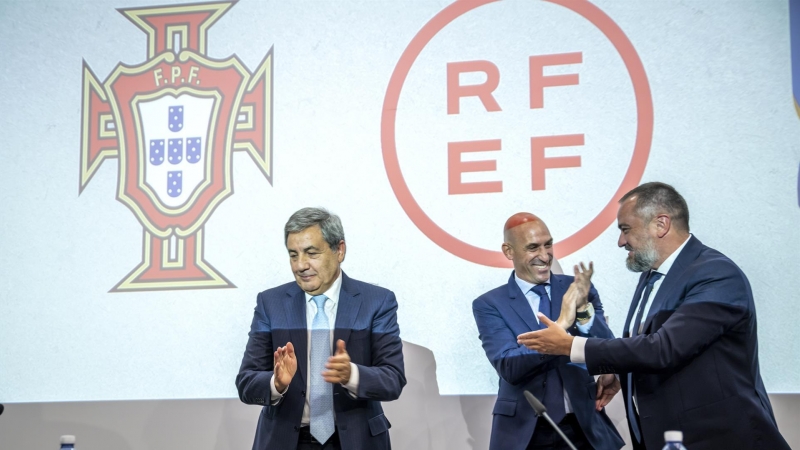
[60,435,75,450]
[662,430,687,450]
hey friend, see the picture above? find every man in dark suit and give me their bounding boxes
[473,213,624,450]
[519,182,790,450]
[236,207,406,450]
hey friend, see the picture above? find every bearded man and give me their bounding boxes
[518,182,789,450]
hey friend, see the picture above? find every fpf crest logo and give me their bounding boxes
[79,1,273,292]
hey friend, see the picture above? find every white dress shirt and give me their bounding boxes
[570,235,691,363]
[269,271,360,425]
[515,274,595,414]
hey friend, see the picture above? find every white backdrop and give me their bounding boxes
[1,0,798,407]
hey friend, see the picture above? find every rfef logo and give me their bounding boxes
[382,0,654,267]
[79,1,273,291]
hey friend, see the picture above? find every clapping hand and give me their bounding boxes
[323,339,352,384]
[273,342,297,392]
[557,262,594,329]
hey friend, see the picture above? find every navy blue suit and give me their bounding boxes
[473,272,624,450]
[585,236,789,450]
[236,272,406,450]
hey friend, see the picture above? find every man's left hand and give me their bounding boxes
[517,314,574,356]
[595,374,620,411]
[323,339,351,384]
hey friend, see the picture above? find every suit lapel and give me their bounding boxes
[643,236,702,331]
[506,272,543,331]
[334,272,362,345]
[285,287,308,386]
[623,272,648,338]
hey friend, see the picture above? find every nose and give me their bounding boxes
[617,232,626,248]
[294,254,311,271]
[535,246,549,262]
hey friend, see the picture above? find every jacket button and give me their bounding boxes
[301,390,306,397]
[294,426,299,431]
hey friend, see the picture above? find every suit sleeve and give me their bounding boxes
[585,260,749,375]
[571,283,615,339]
[355,291,406,401]
[235,291,276,405]
[473,296,568,385]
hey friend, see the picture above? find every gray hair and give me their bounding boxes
[284,207,345,252]
[620,182,690,232]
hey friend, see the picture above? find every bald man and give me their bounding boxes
[472,213,623,450]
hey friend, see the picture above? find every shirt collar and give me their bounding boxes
[304,270,343,305]
[514,272,549,295]
[653,234,691,277]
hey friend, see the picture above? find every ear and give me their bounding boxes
[336,240,346,263]
[654,214,671,238]
[502,242,514,261]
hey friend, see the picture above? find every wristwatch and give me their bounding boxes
[576,303,594,322]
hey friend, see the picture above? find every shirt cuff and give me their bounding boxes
[575,313,596,334]
[570,336,588,364]
[342,362,359,398]
[270,374,287,404]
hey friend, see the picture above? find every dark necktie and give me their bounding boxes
[531,284,566,424]
[632,271,663,337]
[627,271,663,443]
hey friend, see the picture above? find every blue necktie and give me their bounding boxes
[531,284,566,424]
[627,271,663,443]
[309,295,335,444]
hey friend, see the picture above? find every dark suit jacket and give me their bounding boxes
[236,272,406,450]
[473,272,624,450]
[585,236,789,450]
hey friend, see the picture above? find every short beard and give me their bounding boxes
[626,237,659,272]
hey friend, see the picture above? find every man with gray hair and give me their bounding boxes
[236,207,406,450]
[518,182,789,450]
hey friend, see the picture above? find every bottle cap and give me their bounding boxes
[664,430,683,442]
[60,435,76,444]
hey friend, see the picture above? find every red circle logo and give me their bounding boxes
[381,0,653,267]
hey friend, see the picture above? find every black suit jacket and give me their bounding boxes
[236,272,406,450]
[585,236,789,449]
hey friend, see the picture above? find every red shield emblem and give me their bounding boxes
[79,2,273,291]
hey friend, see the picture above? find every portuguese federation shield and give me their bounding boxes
[79,2,273,292]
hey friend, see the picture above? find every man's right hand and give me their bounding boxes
[273,342,297,393]
[556,262,594,329]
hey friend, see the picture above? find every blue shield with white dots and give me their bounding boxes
[168,138,184,164]
[167,171,183,198]
[168,106,184,132]
[139,94,214,208]
[149,139,165,166]
[186,137,202,163]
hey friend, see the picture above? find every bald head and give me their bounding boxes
[504,212,543,243]
[502,213,553,284]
